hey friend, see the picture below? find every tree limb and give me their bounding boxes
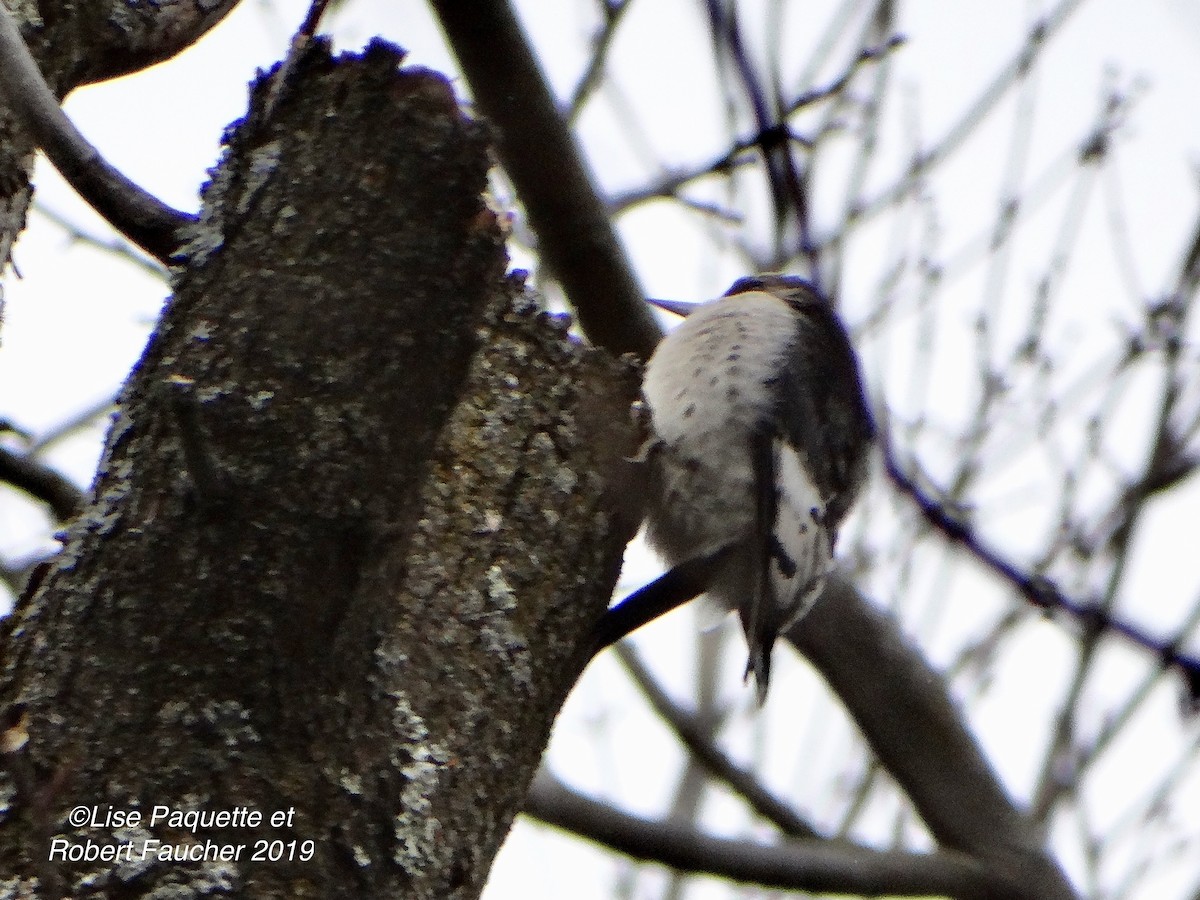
[0,446,82,523]
[0,0,239,278]
[613,641,819,839]
[525,768,997,898]
[790,574,1079,900]
[0,0,191,261]
[429,0,661,360]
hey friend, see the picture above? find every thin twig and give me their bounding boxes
[29,398,116,455]
[823,1,898,294]
[32,202,167,278]
[882,438,1200,701]
[566,0,634,125]
[610,37,902,216]
[787,35,906,115]
[819,0,1088,249]
[613,642,819,839]
[704,0,797,246]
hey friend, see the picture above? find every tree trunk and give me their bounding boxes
[0,40,641,898]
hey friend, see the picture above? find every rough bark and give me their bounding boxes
[0,40,641,898]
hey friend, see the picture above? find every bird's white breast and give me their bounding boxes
[643,293,798,446]
[642,293,803,563]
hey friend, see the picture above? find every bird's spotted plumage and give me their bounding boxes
[641,275,874,702]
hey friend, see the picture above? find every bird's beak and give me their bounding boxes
[647,297,702,317]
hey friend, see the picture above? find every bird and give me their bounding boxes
[640,274,874,702]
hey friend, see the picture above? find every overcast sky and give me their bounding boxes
[2,2,1199,898]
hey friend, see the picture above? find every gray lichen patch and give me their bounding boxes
[373,693,455,875]
[346,279,641,893]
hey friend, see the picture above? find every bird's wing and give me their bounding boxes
[744,430,830,703]
[743,430,778,703]
[741,302,873,701]
[777,300,875,530]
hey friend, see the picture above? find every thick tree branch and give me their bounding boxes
[790,574,1079,900]
[525,769,996,898]
[429,0,661,360]
[0,0,238,273]
[0,0,190,260]
[0,446,82,523]
[24,0,243,89]
[588,548,1076,895]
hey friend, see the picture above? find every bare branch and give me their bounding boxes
[610,36,903,219]
[883,438,1200,698]
[613,641,819,839]
[32,202,166,277]
[820,0,1088,248]
[610,144,758,212]
[525,769,997,898]
[28,398,116,455]
[790,574,1079,900]
[787,35,907,116]
[704,0,801,251]
[0,445,82,523]
[0,1,191,261]
[565,0,634,125]
[430,0,660,360]
[821,0,899,296]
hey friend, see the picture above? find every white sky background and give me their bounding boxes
[2,1,1200,898]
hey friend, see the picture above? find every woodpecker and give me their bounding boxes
[641,274,874,702]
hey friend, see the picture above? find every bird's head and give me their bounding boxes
[723,273,820,303]
[648,273,823,317]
